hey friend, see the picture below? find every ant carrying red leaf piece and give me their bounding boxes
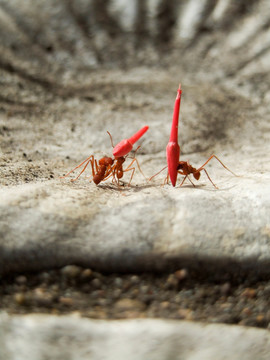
[149,85,236,189]
[61,126,149,186]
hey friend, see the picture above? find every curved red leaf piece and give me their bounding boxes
[113,125,149,157]
[167,85,182,186]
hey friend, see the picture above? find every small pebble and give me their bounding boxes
[91,290,105,298]
[80,269,92,279]
[114,277,123,287]
[174,269,188,281]
[113,289,122,299]
[115,298,146,311]
[15,275,27,285]
[59,297,74,306]
[51,284,60,292]
[220,282,231,296]
[130,288,139,297]
[160,301,170,309]
[140,285,150,294]
[39,272,51,282]
[242,307,252,316]
[177,309,193,320]
[98,298,109,306]
[256,314,265,323]
[14,293,26,305]
[61,265,82,278]
[165,274,178,289]
[91,278,102,288]
[220,303,232,312]
[241,288,256,299]
[130,275,140,284]
[32,288,54,307]
[87,309,107,319]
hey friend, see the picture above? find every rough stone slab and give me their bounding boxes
[0,314,269,360]
[0,166,269,276]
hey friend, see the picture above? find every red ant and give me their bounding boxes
[150,85,236,188]
[61,126,148,186]
[159,155,236,189]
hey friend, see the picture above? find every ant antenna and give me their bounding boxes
[133,145,141,156]
[126,145,141,160]
[107,131,115,148]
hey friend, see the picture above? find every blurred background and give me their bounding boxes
[1,0,270,100]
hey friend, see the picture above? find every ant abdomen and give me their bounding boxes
[93,163,108,184]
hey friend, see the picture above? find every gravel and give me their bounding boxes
[1,265,270,329]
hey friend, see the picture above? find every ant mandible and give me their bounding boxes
[150,85,236,188]
[61,126,148,186]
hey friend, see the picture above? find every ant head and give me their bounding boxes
[177,163,184,170]
[193,171,200,180]
[99,157,113,166]
[115,156,125,164]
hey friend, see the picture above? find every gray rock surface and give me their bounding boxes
[1,314,270,360]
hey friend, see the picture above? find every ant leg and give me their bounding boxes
[186,176,196,187]
[103,165,114,183]
[120,162,136,186]
[149,166,168,181]
[71,158,95,182]
[134,158,146,179]
[127,167,135,186]
[202,168,218,189]
[60,155,95,179]
[102,161,121,184]
[125,156,147,180]
[197,155,237,176]
[179,175,188,187]
[163,173,170,186]
[125,146,146,178]
[112,176,122,188]
[84,157,97,181]
[104,165,114,178]
[161,173,170,187]
[179,175,195,187]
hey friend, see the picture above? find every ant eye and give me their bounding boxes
[177,164,183,170]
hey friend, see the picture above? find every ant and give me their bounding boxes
[150,85,236,188]
[160,155,236,189]
[61,126,148,186]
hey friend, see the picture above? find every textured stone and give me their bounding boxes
[0,146,269,275]
[0,314,270,360]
